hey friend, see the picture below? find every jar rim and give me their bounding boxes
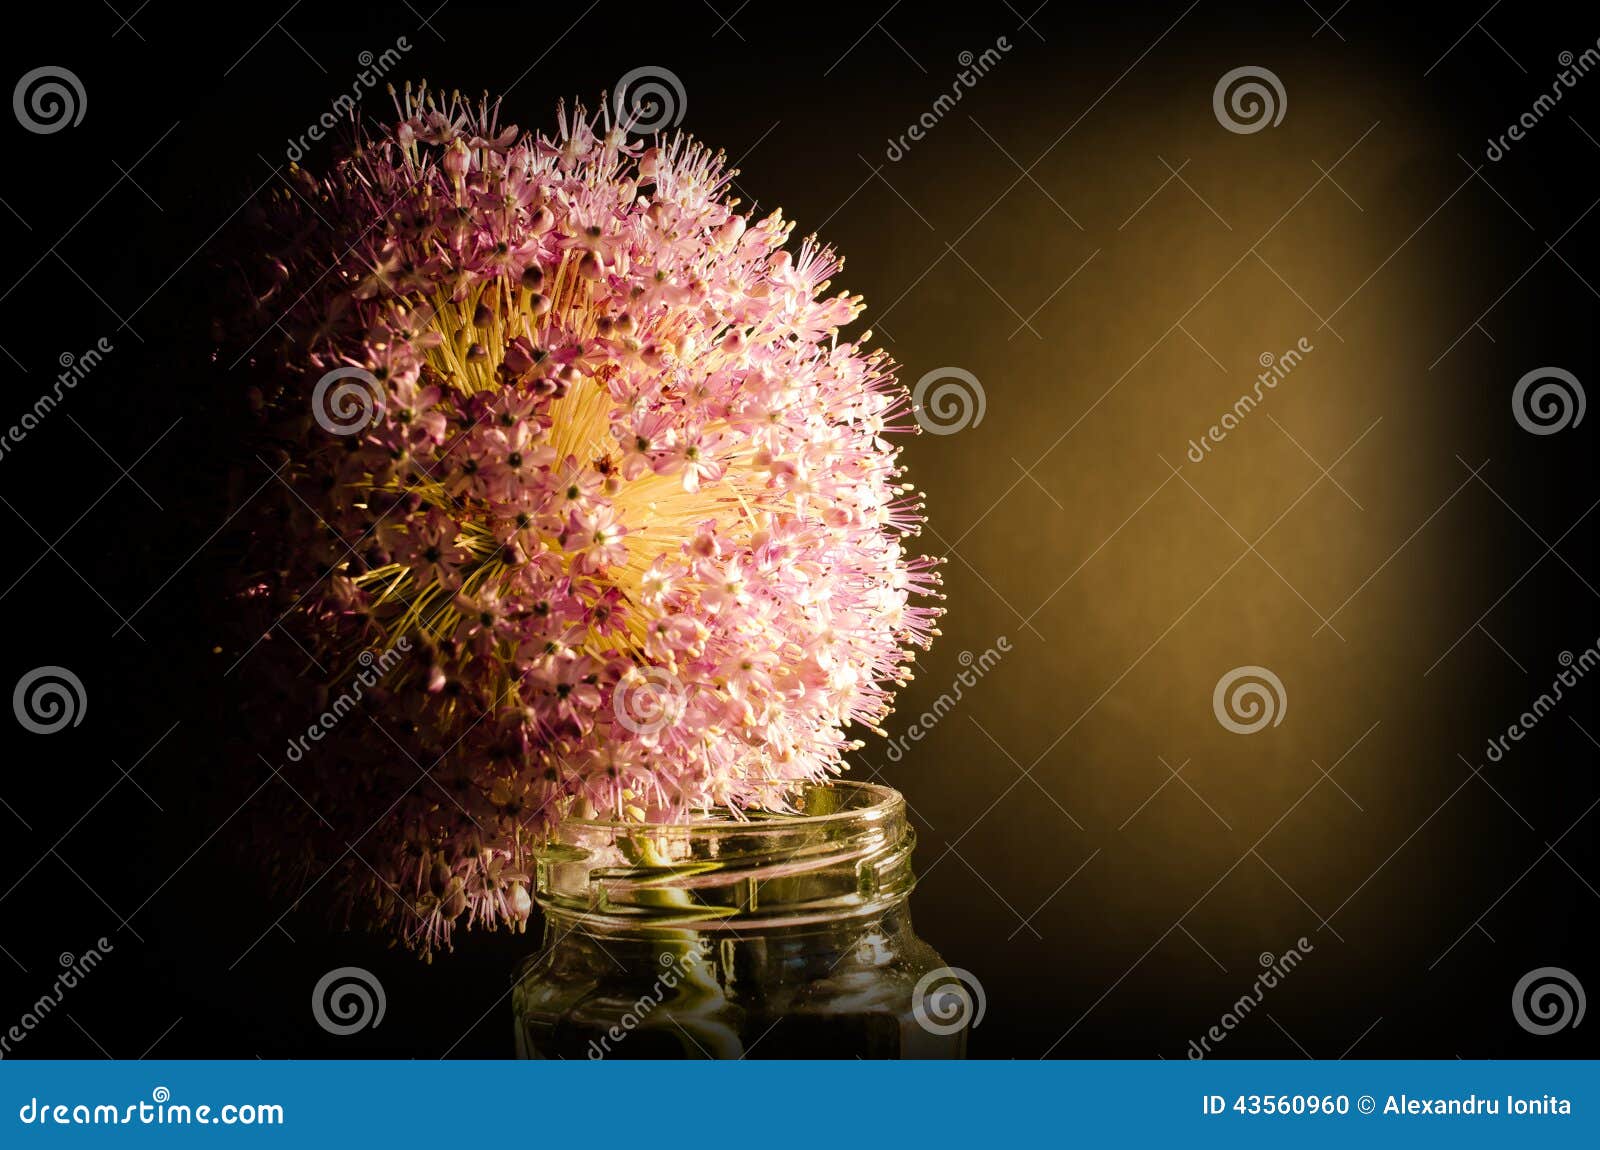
[536,779,917,932]
[553,778,903,835]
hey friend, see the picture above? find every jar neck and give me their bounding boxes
[535,781,917,937]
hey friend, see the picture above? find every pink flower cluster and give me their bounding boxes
[242,85,940,954]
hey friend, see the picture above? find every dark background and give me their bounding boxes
[0,1,1595,1058]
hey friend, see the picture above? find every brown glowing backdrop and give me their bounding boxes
[0,1,1593,1057]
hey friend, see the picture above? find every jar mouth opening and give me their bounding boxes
[537,780,915,931]
[553,778,902,835]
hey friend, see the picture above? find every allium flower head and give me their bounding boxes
[238,84,941,954]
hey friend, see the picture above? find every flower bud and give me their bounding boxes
[501,337,537,378]
[430,860,453,896]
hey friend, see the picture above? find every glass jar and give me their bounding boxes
[512,780,967,1058]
